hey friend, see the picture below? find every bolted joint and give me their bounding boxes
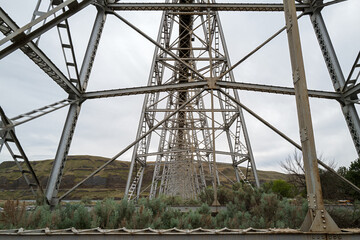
[307,193,317,210]
[292,68,301,84]
[300,127,308,142]
[206,77,218,89]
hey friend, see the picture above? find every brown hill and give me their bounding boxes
[0,155,287,200]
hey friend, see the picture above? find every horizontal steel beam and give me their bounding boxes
[139,149,247,158]
[83,80,341,100]
[0,99,74,130]
[217,81,341,100]
[146,109,238,112]
[156,127,224,130]
[158,57,225,61]
[107,3,308,12]
[83,81,207,99]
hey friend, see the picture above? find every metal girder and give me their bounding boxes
[107,3,308,12]
[0,0,94,60]
[0,8,80,97]
[45,7,107,206]
[83,82,207,99]
[310,6,360,157]
[147,109,238,112]
[283,0,339,232]
[45,103,81,204]
[0,99,74,131]
[83,80,340,100]
[138,149,248,158]
[217,81,340,100]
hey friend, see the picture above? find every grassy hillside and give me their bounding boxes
[0,155,287,200]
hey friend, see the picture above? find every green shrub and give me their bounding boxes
[26,205,53,229]
[271,179,294,198]
[163,195,183,206]
[159,208,182,229]
[199,187,214,205]
[4,186,357,230]
[117,199,136,226]
[217,186,234,204]
[127,205,153,229]
[92,198,119,229]
[73,204,91,229]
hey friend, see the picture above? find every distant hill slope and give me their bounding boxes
[0,155,287,200]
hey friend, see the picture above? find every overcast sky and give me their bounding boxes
[0,0,359,173]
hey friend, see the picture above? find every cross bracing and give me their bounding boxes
[0,0,359,233]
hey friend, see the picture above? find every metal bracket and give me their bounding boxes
[300,127,308,142]
[307,193,317,210]
[293,68,301,84]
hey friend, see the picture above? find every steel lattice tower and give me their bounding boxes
[1,0,360,232]
[124,0,259,201]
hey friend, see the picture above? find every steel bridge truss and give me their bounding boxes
[124,0,259,201]
[0,0,359,233]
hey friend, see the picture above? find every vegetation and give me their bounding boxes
[0,155,287,200]
[281,150,360,201]
[1,154,360,230]
[0,182,359,230]
[263,179,296,198]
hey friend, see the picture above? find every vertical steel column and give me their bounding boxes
[310,4,360,156]
[283,0,339,232]
[45,7,107,205]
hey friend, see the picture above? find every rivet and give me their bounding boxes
[323,226,326,229]
[322,220,326,223]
